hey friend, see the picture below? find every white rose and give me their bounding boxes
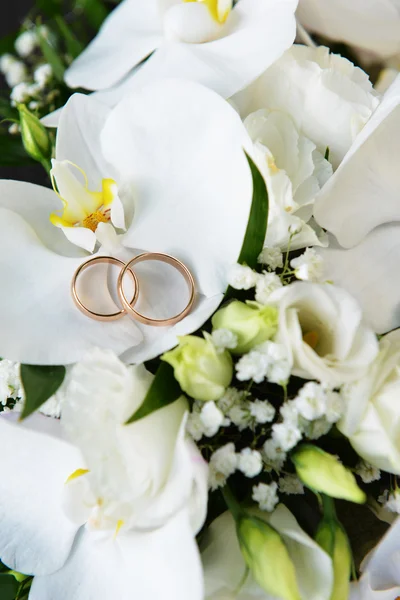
[269,282,378,385]
[350,518,400,599]
[297,0,400,60]
[202,505,333,600]
[233,44,379,168]
[245,108,332,249]
[339,329,400,475]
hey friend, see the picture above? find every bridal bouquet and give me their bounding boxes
[0,1,400,599]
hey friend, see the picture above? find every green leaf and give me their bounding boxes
[125,362,181,424]
[0,135,35,167]
[0,574,18,600]
[55,16,84,58]
[37,30,65,82]
[75,0,109,30]
[0,97,19,120]
[37,0,63,17]
[237,153,269,269]
[0,31,19,56]
[20,364,66,419]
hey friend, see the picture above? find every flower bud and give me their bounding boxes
[212,300,278,354]
[315,510,352,600]
[291,444,366,503]
[18,104,52,165]
[237,515,301,600]
[162,334,233,402]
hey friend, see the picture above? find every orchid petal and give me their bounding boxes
[314,76,400,248]
[360,518,400,590]
[163,3,223,43]
[64,0,163,90]
[0,416,81,575]
[317,224,400,334]
[101,79,253,297]
[0,207,142,364]
[91,0,297,104]
[30,510,203,600]
[56,225,97,253]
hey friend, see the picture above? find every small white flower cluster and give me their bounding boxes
[252,481,279,511]
[236,340,291,385]
[0,359,24,410]
[227,263,282,303]
[379,489,400,514]
[258,247,284,271]
[208,443,265,490]
[355,460,381,484]
[290,248,324,282]
[211,328,238,353]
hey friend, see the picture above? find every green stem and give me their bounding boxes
[222,485,244,521]
[321,494,337,520]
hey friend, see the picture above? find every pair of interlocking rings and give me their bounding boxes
[71,252,196,327]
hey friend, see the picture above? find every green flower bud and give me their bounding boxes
[162,334,233,402]
[8,570,29,583]
[291,445,366,504]
[237,515,301,600]
[18,104,52,166]
[315,500,352,600]
[211,300,278,354]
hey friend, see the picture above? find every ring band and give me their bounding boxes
[117,252,196,327]
[71,256,139,322]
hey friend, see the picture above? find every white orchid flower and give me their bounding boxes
[232,44,379,168]
[244,108,332,250]
[0,79,254,366]
[0,348,208,600]
[297,0,400,60]
[202,506,333,599]
[350,518,400,599]
[62,0,298,108]
[314,76,400,334]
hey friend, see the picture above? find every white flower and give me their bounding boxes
[234,44,379,169]
[0,359,23,406]
[34,63,53,88]
[269,281,378,386]
[280,400,299,425]
[209,443,238,490]
[339,329,400,475]
[236,341,291,385]
[302,418,332,440]
[278,474,304,495]
[294,381,327,421]
[314,77,400,335]
[5,60,28,87]
[252,481,279,511]
[199,401,225,437]
[249,399,275,424]
[255,271,282,304]
[272,421,302,451]
[227,402,252,431]
[386,491,400,514]
[0,348,208,600]
[0,53,15,73]
[0,80,254,366]
[202,507,334,600]
[186,410,205,442]
[15,30,38,57]
[325,391,344,424]
[291,248,324,282]
[61,0,297,109]
[8,123,20,135]
[297,0,400,59]
[216,387,243,413]
[355,461,381,484]
[10,82,31,104]
[236,350,269,384]
[211,329,238,353]
[244,108,332,250]
[227,263,257,290]
[237,448,263,478]
[258,246,283,270]
[262,438,287,472]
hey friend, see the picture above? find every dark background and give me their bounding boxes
[0,0,47,183]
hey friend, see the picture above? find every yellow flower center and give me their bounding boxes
[183,0,232,24]
[303,330,319,350]
[82,210,110,232]
[65,468,89,484]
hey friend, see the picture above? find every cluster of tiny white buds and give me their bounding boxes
[249,399,275,424]
[385,490,400,514]
[262,438,287,472]
[34,63,53,88]
[227,263,258,290]
[211,328,238,353]
[278,474,304,495]
[355,460,381,484]
[238,448,263,478]
[0,55,28,87]
[252,481,279,511]
[199,401,225,437]
[0,359,24,407]
[255,271,282,304]
[236,341,291,386]
[15,30,39,58]
[271,421,302,451]
[290,248,324,282]
[208,443,238,490]
[258,247,283,270]
[227,401,252,431]
[293,381,328,421]
[216,387,244,413]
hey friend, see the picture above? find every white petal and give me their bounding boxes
[314,76,400,248]
[92,0,297,105]
[0,416,81,575]
[0,179,82,257]
[317,224,400,333]
[164,3,222,43]
[297,0,400,59]
[361,518,400,589]
[110,192,126,230]
[0,208,142,364]
[64,0,163,90]
[58,225,97,253]
[30,510,203,600]
[56,94,114,187]
[101,79,253,297]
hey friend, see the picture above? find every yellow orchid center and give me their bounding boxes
[65,468,89,484]
[183,0,232,24]
[49,160,120,233]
